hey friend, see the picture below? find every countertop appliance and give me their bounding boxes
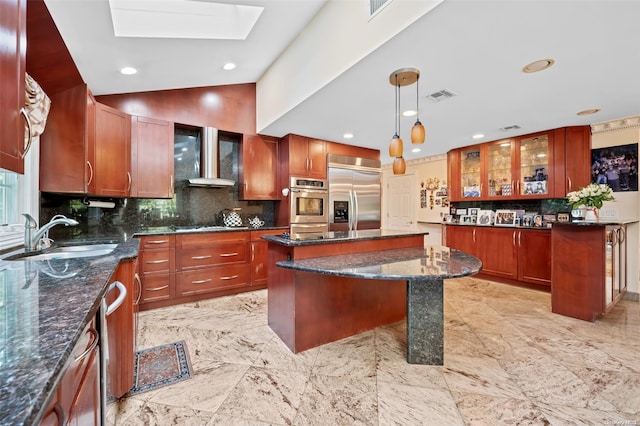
[328,154,381,232]
[289,176,329,235]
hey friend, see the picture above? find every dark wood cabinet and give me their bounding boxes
[105,259,137,399]
[93,103,131,197]
[552,223,627,321]
[517,229,551,285]
[39,86,143,197]
[45,319,101,426]
[326,141,380,160]
[281,134,326,179]
[446,225,551,287]
[40,84,95,194]
[250,229,283,287]
[137,235,176,307]
[130,115,174,198]
[0,0,26,174]
[448,126,590,201]
[240,134,279,200]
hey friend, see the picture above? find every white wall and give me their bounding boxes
[591,116,640,297]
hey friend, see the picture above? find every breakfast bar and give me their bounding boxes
[264,230,482,365]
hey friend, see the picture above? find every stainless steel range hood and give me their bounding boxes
[188,127,235,187]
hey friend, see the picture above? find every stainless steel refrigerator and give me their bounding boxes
[328,154,381,231]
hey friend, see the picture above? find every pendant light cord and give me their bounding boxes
[396,73,400,138]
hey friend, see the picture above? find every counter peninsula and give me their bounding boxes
[264,230,482,365]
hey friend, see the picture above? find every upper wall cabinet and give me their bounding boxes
[240,134,279,200]
[326,141,380,161]
[40,85,132,196]
[93,103,131,197]
[281,134,326,179]
[130,115,174,199]
[40,84,96,194]
[0,0,27,173]
[448,126,590,201]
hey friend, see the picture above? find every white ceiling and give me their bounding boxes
[44,0,640,165]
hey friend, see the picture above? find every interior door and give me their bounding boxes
[386,174,417,230]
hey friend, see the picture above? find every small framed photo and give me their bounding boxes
[557,213,570,222]
[477,210,494,225]
[460,215,474,225]
[533,214,544,227]
[456,208,467,215]
[522,214,534,227]
[468,207,480,216]
[495,209,516,227]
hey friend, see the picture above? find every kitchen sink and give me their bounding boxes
[5,243,118,261]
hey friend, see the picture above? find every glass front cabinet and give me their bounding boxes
[448,128,573,201]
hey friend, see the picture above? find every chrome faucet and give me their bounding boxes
[23,213,79,252]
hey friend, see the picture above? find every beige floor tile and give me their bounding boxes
[117,278,640,425]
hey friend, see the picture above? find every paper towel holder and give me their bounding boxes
[82,197,116,209]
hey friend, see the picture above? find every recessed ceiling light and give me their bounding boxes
[402,110,416,117]
[411,148,421,153]
[577,108,601,116]
[343,133,354,139]
[223,62,236,71]
[120,66,137,75]
[472,134,484,139]
[522,59,555,73]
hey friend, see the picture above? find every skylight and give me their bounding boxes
[108,0,264,40]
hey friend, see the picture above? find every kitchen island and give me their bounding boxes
[264,230,482,365]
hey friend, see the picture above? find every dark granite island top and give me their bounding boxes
[0,238,139,426]
[265,230,482,365]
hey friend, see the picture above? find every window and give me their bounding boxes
[0,138,40,250]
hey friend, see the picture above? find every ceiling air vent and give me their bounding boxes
[426,89,456,103]
[499,125,522,132]
[369,0,391,18]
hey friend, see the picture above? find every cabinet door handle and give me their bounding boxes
[147,239,169,245]
[219,252,238,257]
[567,177,572,192]
[127,171,132,192]
[251,244,255,262]
[20,108,34,159]
[74,327,99,363]
[472,228,476,242]
[512,231,516,246]
[148,285,169,291]
[191,278,212,284]
[170,175,174,195]
[518,231,522,247]
[146,259,169,264]
[134,273,142,305]
[220,274,239,280]
[86,161,94,186]
[191,255,212,260]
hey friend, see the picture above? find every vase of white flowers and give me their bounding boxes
[566,183,615,221]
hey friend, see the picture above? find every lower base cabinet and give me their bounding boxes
[40,321,101,426]
[445,225,551,286]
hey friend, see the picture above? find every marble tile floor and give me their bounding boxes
[111,277,640,425]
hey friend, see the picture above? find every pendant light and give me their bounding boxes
[388,72,403,158]
[388,68,421,175]
[411,72,425,144]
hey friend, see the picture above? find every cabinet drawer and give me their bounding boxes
[176,231,249,247]
[138,235,175,250]
[177,242,248,270]
[139,248,175,274]
[140,274,174,303]
[177,264,250,295]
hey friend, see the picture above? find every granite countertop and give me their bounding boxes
[263,229,429,247]
[0,238,140,426]
[276,245,482,281]
[552,219,639,226]
[134,225,288,236]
